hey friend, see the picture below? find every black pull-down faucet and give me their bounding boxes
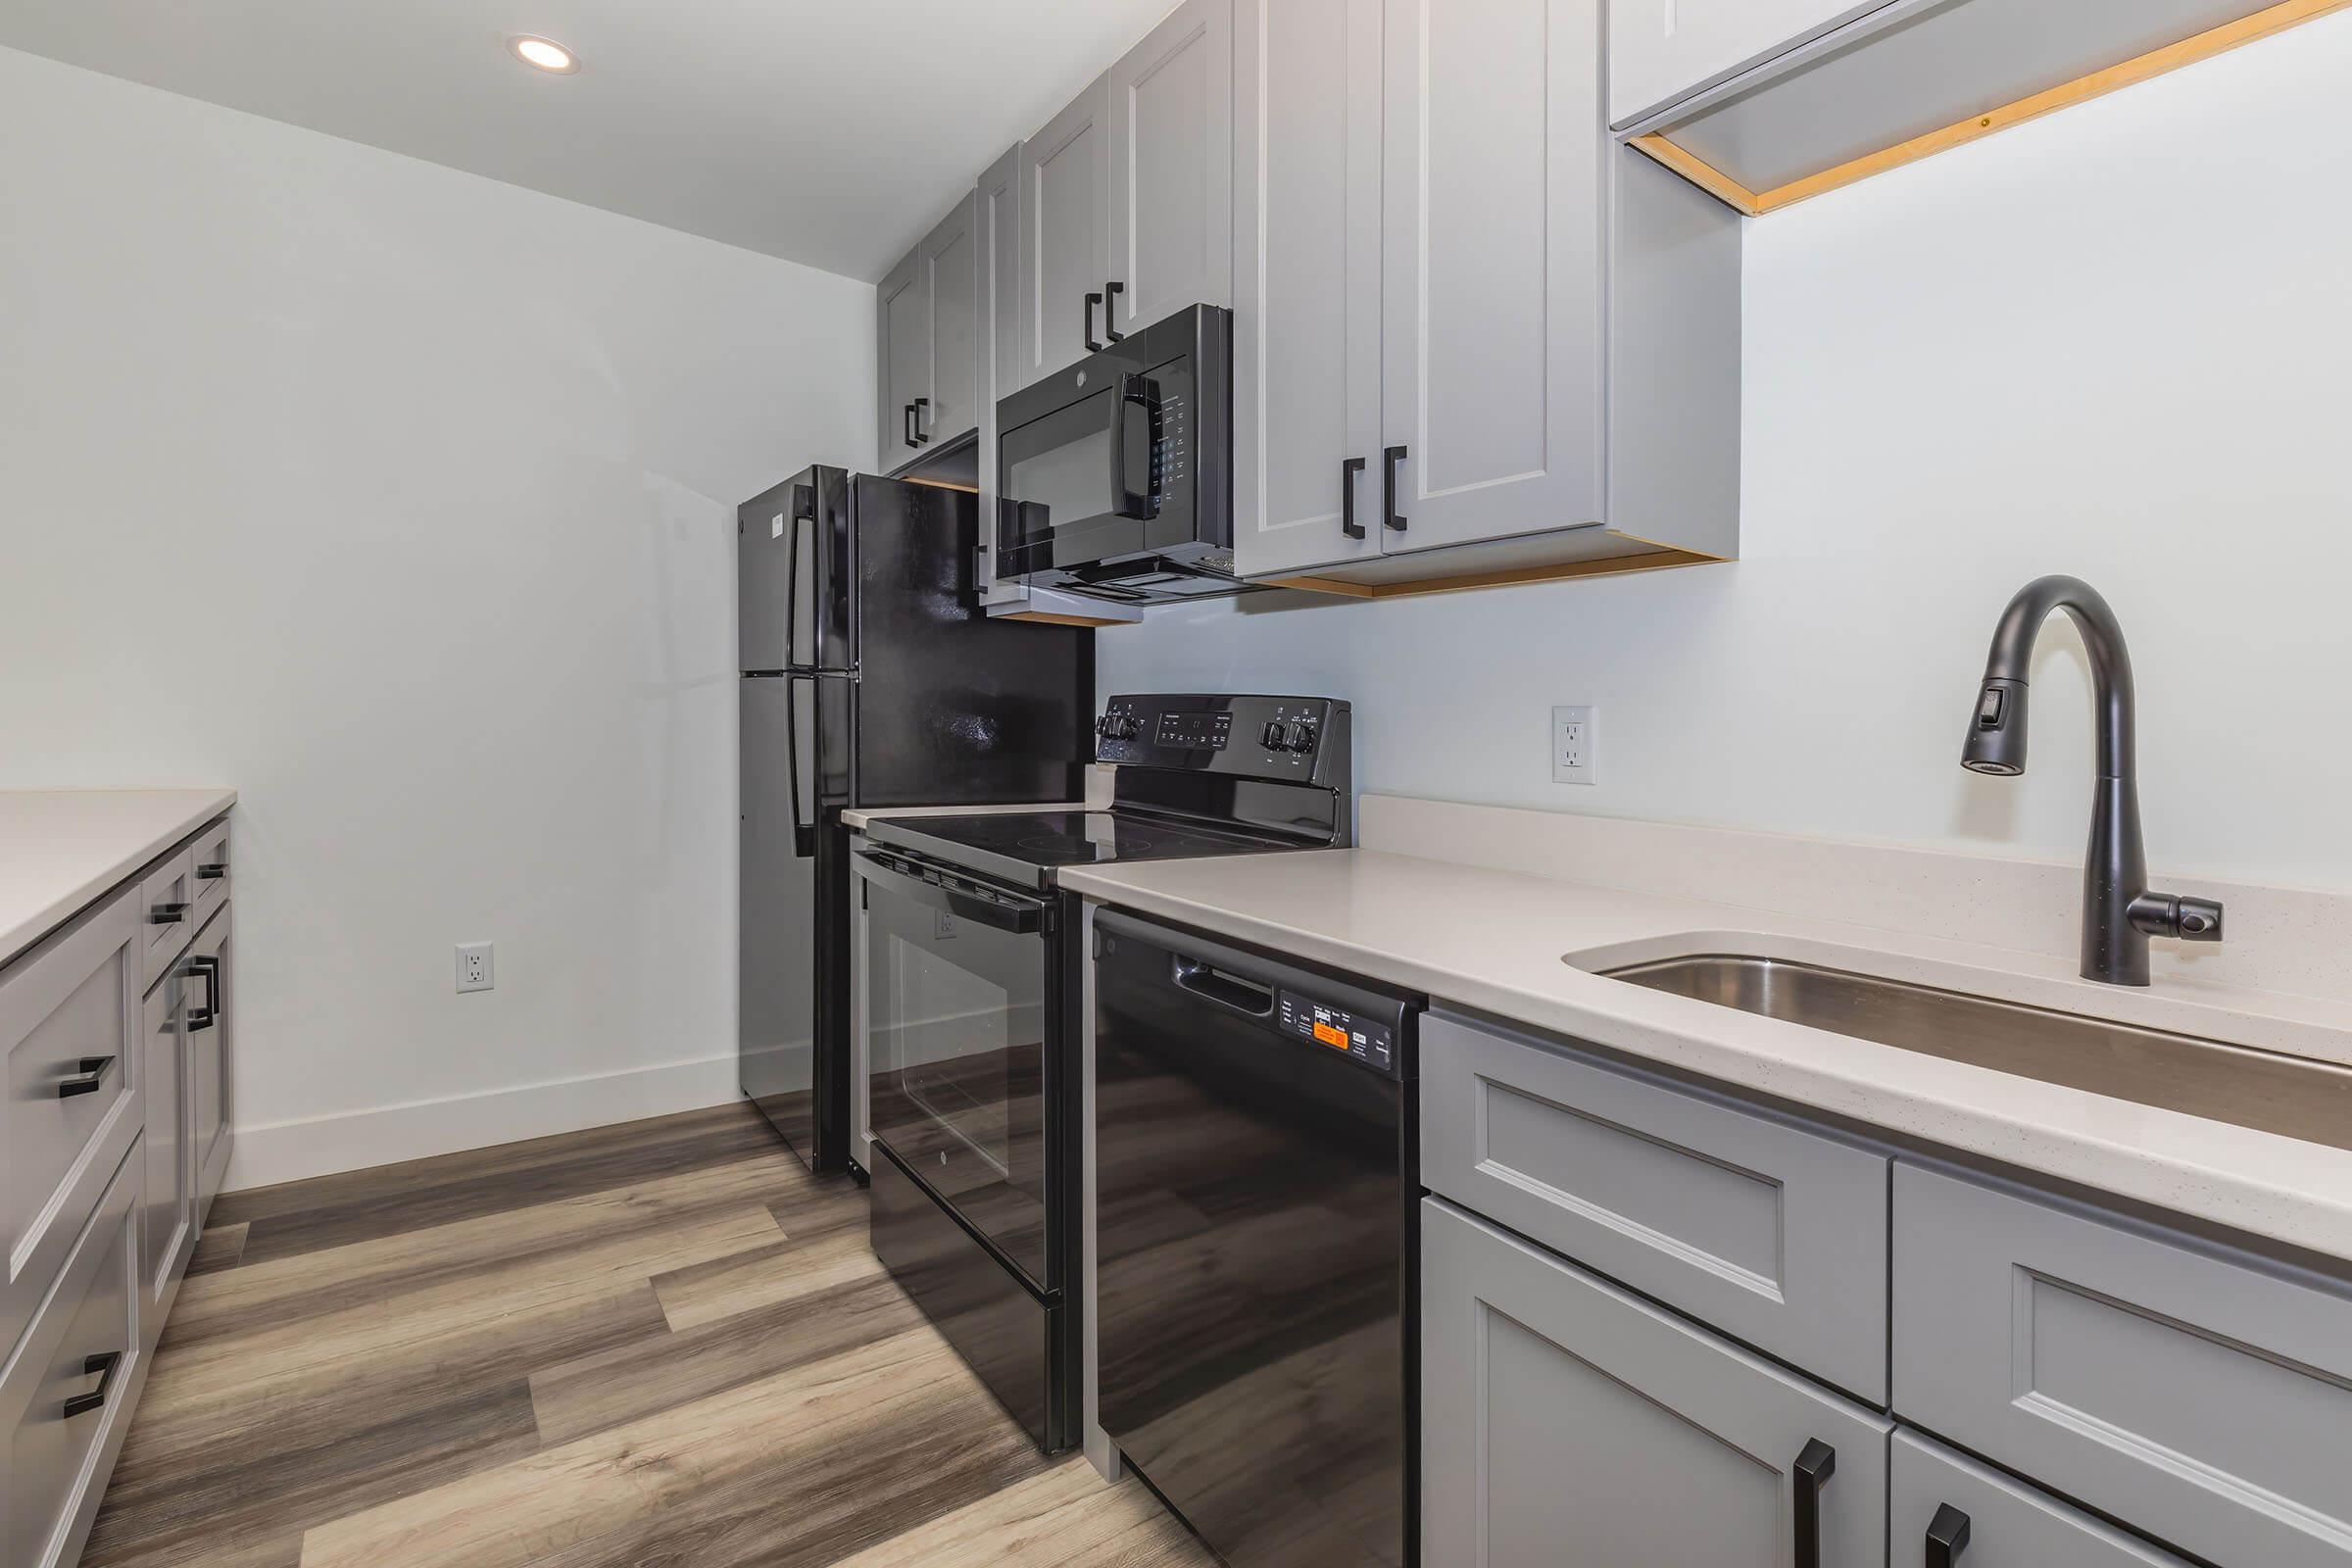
[1961,575,2223,987]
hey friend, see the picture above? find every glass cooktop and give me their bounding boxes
[866,809,1313,890]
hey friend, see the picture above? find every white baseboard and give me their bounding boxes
[221,1052,741,1193]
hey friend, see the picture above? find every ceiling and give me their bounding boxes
[0,0,1173,281]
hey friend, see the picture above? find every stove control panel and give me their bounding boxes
[1096,694,1350,786]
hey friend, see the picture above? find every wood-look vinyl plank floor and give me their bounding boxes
[86,1101,1220,1568]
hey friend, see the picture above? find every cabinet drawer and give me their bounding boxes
[2,1141,144,1568]
[3,890,142,1361]
[1893,1162,2352,1568]
[1422,1011,1890,1399]
[136,846,197,993]
[188,818,230,932]
[1892,1430,2192,1567]
[1424,1198,1889,1568]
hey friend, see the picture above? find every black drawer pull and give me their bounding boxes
[1927,1503,1972,1567]
[1382,444,1409,531]
[1793,1439,1836,1568]
[64,1350,123,1418]
[58,1055,118,1098]
[149,902,189,925]
[185,954,221,1032]
[1342,456,1367,539]
[197,861,228,879]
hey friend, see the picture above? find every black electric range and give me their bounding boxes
[850,694,1352,1455]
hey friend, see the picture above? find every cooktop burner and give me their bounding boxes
[866,809,1314,890]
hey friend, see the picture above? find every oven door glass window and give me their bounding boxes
[863,862,1052,1289]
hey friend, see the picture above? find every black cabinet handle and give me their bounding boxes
[58,1055,117,1099]
[913,396,931,445]
[1084,291,1104,353]
[197,861,227,879]
[1382,444,1409,531]
[1793,1439,1836,1568]
[1927,1504,1972,1567]
[903,403,916,447]
[1104,280,1126,343]
[1342,457,1367,539]
[149,902,189,926]
[64,1350,123,1418]
[185,954,221,1032]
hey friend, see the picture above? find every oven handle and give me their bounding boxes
[855,849,1048,935]
[1108,373,1161,521]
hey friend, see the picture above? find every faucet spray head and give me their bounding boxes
[1961,678,2030,776]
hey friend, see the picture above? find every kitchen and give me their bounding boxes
[2,1,2348,1565]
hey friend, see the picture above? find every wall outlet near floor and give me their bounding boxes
[456,941,496,994]
[1552,706,1598,786]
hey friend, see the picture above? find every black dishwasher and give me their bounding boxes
[1093,909,1421,1568]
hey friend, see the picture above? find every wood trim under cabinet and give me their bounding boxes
[1636,0,2352,219]
[993,609,1143,628]
[1266,536,1726,601]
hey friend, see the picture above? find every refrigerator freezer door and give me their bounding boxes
[740,673,820,1164]
[738,467,853,673]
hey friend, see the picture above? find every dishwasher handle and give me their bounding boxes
[1172,956,1275,1017]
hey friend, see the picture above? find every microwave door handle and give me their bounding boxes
[1109,374,1161,520]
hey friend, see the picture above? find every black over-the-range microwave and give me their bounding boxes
[993,303,1244,606]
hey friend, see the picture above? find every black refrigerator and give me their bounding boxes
[738,466,1091,1174]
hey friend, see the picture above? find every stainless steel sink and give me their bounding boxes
[1604,955,2352,1152]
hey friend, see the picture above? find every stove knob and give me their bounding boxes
[1260,720,1287,750]
[1282,722,1314,753]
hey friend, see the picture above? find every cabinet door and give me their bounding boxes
[139,969,189,1322]
[1892,1431,2195,1568]
[1424,1199,1888,1568]
[1016,74,1110,388]
[1230,0,1386,580]
[917,192,980,449]
[877,246,928,468]
[189,908,231,1205]
[975,142,1024,598]
[1106,0,1233,337]
[1607,0,1894,127]
[1381,0,1605,557]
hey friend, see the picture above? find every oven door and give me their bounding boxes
[855,847,1055,1290]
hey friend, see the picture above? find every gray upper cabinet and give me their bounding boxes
[876,248,929,468]
[1231,0,1385,580]
[1893,1161,2352,1568]
[1424,1198,1890,1568]
[1891,1431,2195,1568]
[1015,75,1110,389]
[1106,0,1234,338]
[1608,0,1889,126]
[1231,0,1741,588]
[1379,0,1604,559]
[875,191,979,469]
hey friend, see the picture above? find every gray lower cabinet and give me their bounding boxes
[2,1141,146,1568]
[1015,74,1110,389]
[1424,1198,1890,1567]
[1893,1161,2352,1568]
[1891,1430,2193,1568]
[187,907,232,1207]
[1420,1012,1890,1401]
[138,967,191,1322]
[1105,0,1233,338]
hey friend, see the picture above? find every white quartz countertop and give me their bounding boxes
[0,790,238,966]
[1060,848,2352,1265]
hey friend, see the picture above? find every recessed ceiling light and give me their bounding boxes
[507,35,580,74]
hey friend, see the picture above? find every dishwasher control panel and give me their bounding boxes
[1278,991,1395,1071]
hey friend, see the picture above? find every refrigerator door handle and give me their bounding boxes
[784,481,817,669]
[786,673,816,859]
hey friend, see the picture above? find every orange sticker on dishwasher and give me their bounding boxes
[1313,1021,1349,1050]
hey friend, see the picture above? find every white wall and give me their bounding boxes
[1105,12,2352,896]
[0,48,875,1186]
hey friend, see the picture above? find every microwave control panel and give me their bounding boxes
[1096,694,1350,787]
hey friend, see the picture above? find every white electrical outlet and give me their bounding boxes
[456,942,496,994]
[1552,706,1597,786]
